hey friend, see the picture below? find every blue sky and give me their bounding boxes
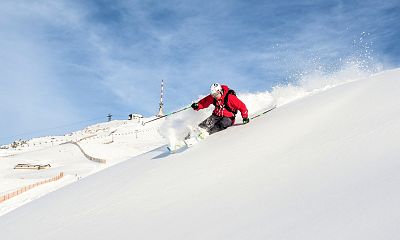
[1,0,399,144]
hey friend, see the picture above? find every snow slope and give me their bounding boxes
[0,118,166,215]
[0,69,400,239]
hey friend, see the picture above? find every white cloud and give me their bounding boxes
[0,1,87,144]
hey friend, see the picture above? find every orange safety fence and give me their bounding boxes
[0,172,64,203]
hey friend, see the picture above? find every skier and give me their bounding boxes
[191,83,249,135]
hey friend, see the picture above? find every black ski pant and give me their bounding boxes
[199,114,233,134]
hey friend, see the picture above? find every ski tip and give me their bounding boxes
[167,144,188,154]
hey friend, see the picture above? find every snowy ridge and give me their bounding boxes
[0,68,399,239]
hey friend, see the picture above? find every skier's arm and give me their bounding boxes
[196,95,214,110]
[229,95,249,119]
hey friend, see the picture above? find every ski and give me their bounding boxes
[167,128,209,153]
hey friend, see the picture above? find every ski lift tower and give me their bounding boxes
[156,79,164,117]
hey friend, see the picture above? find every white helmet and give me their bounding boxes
[210,83,222,95]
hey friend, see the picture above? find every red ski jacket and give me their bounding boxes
[196,85,249,119]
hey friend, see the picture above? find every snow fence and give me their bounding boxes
[0,172,64,203]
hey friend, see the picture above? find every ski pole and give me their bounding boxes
[142,106,192,125]
[232,105,276,126]
[250,105,277,120]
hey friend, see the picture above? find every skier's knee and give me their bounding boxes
[220,117,233,129]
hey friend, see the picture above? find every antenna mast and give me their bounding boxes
[157,79,164,117]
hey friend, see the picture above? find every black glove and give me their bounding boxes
[191,102,199,110]
[243,118,249,124]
